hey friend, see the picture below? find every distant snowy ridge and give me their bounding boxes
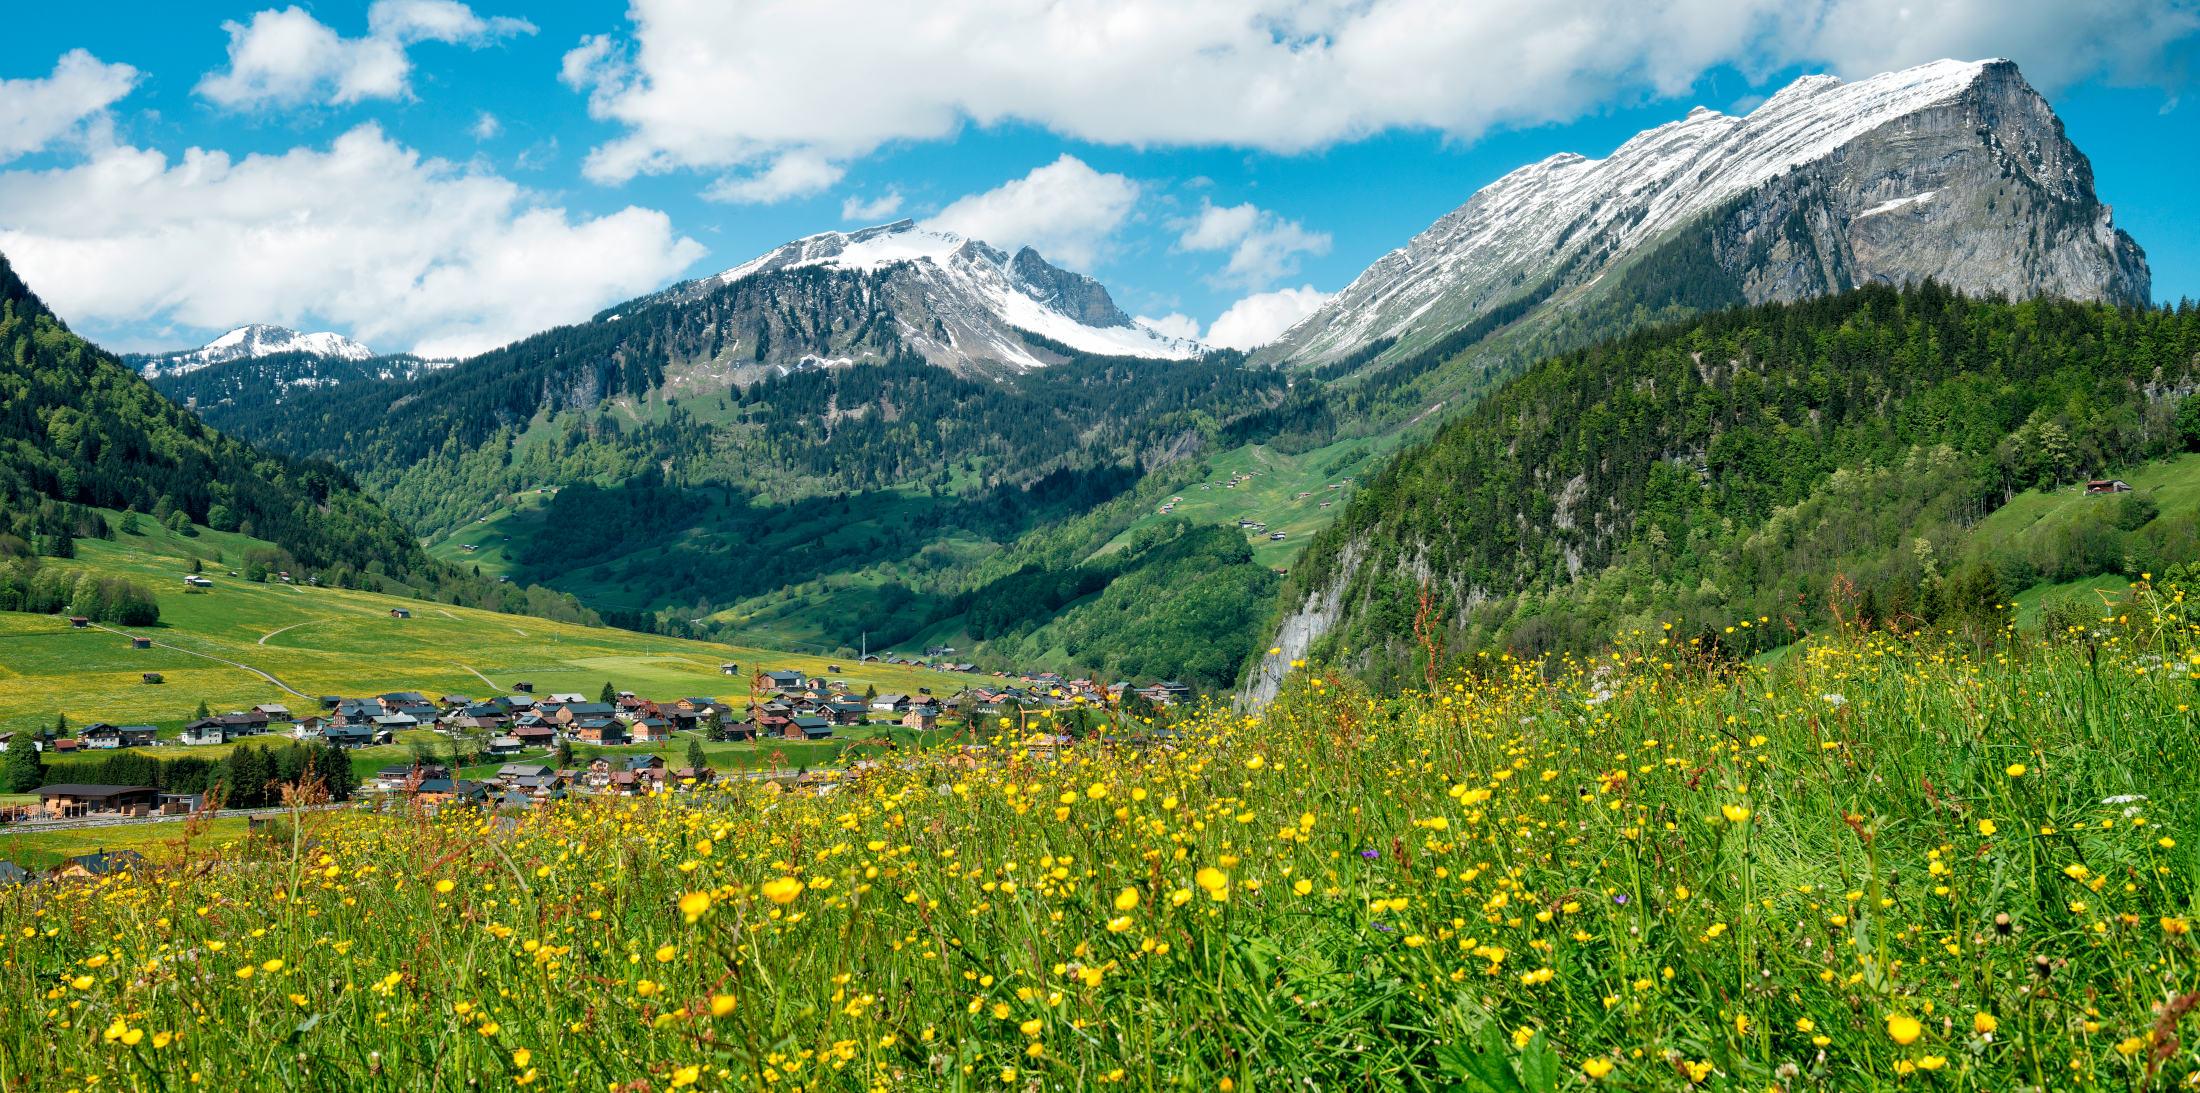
[132,324,378,378]
[673,220,1202,370]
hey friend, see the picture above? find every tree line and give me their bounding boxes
[0,549,160,624]
[3,737,359,805]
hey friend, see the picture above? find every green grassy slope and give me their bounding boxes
[419,488,553,581]
[1969,453,2200,627]
[1090,436,1408,571]
[1968,452,2200,563]
[0,515,976,738]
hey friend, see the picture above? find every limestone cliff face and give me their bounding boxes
[1259,59,2148,375]
[1708,61,2147,310]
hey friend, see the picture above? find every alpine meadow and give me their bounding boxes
[3,9,2200,1092]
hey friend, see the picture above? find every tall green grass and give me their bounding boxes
[2,607,2195,1090]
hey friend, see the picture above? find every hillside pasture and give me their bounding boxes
[0,517,975,737]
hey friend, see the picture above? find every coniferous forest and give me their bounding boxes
[1291,283,2200,682]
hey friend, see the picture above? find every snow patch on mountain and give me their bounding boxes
[1857,191,1938,218]
[134,324,377,378]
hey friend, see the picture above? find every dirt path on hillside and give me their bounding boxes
[257,618,333,646]
[457,664,500,692]
[93,623,312,700]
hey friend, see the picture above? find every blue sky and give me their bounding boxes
[2,1,2195,357]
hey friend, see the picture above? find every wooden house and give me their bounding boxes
[180,719,230,746]
[37,784,157,818]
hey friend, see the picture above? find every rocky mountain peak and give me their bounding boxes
[645,218,1199,376]
[1260,58,2146,371]
[1008,246,1134,329]
[130,323,377,379]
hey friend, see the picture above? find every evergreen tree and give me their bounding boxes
[685,737,708,772]
[554,739,575,769]
[194,700,210,720]
[274,745,307,787]
[223,746,272,808]
[311,742,357,800]
[599,681,616,704]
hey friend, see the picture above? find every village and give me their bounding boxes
[0,666,1198,882]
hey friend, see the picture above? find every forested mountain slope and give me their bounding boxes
[171,238,1292,678]
[1249,285,2200,698]
[188,277,1277,541]
[150,350,445,413]
[0,254,421,578]
[0,252,595,624]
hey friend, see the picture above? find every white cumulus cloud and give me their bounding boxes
[1176,200,1330,289]
[0,125,703,358]
[701,150,845,204]
[0,50,140,164]
[1135,313,1204,341]
[1205,285,1335,350]
[923,155,1139,270]
[197,0,534,109]
[841,190,905,221]
[560,0,2199,191]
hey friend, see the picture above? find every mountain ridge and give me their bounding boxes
[1259,58,2147,375]
[115,56,2171,694]
[634,219,1201,374]
[128,324,380,379]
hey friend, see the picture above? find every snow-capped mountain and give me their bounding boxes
[1260,58,2148,370]
[645,220,1200,376]
[130,324,377,378]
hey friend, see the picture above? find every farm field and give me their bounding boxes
[0,514,977,737]
[5,599,2198,1089]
